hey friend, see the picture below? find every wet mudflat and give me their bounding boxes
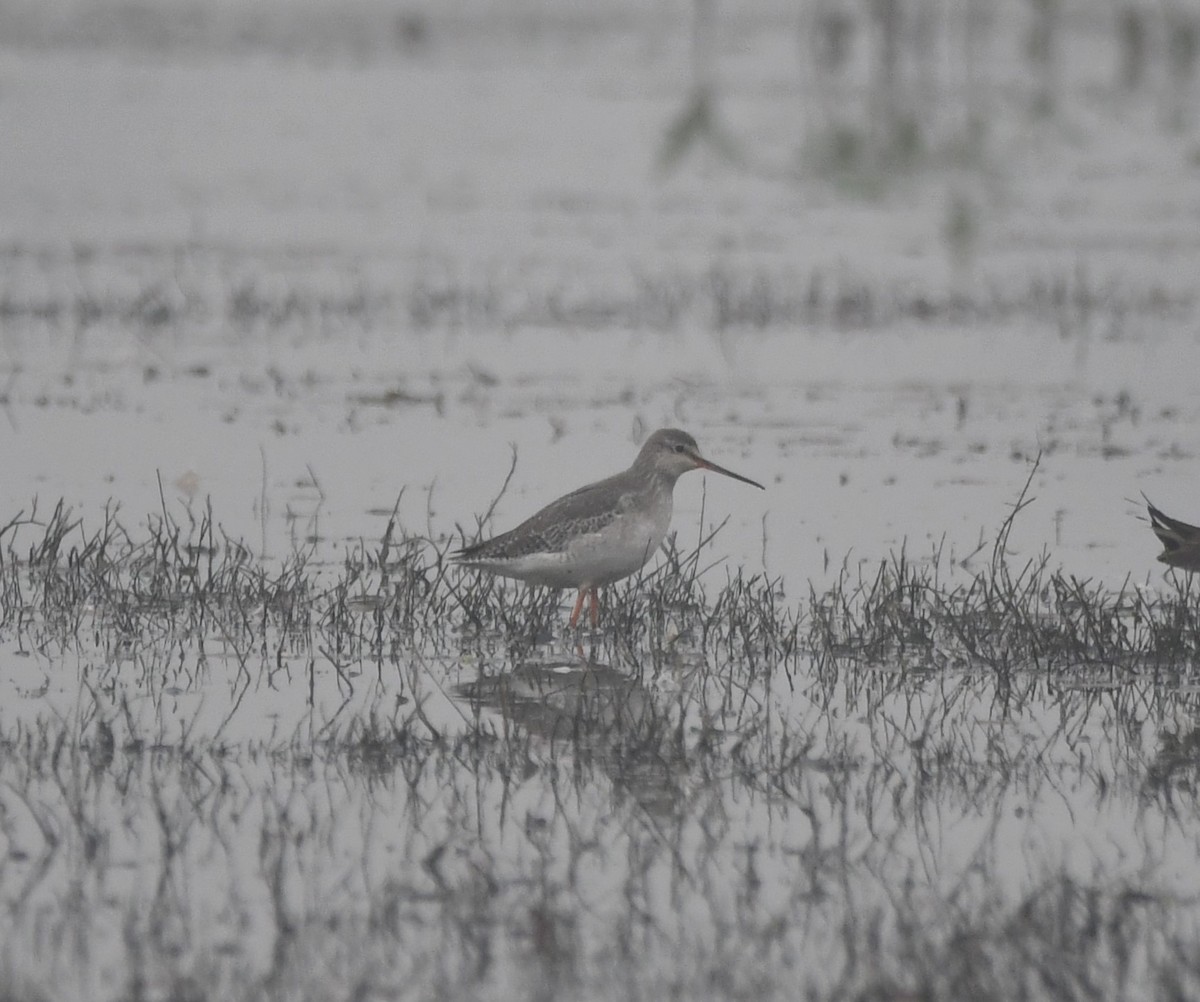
[2,2,1200,999]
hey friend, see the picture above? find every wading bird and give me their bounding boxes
[1146,500,1200,573]
[453,428,765,627]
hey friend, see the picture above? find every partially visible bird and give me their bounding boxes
[453,428,765,627]
[1146,500,1200,573]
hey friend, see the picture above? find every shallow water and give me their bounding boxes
[2,4,1200,999]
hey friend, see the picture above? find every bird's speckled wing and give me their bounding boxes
[455,472,636,561]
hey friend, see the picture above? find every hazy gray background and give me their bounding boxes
[1,0,1198,585]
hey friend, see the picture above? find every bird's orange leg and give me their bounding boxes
[568,589,587,628]
[588,588,600,627]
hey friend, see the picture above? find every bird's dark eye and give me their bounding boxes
[673,443,686,453]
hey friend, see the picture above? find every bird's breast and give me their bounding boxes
[562,491,673,588]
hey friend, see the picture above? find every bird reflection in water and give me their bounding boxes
[456,650,686,822]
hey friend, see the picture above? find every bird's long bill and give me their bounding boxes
[693,454,765,490]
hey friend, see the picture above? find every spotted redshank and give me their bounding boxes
[1146,500,1200,572]
[453,428,765,627]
